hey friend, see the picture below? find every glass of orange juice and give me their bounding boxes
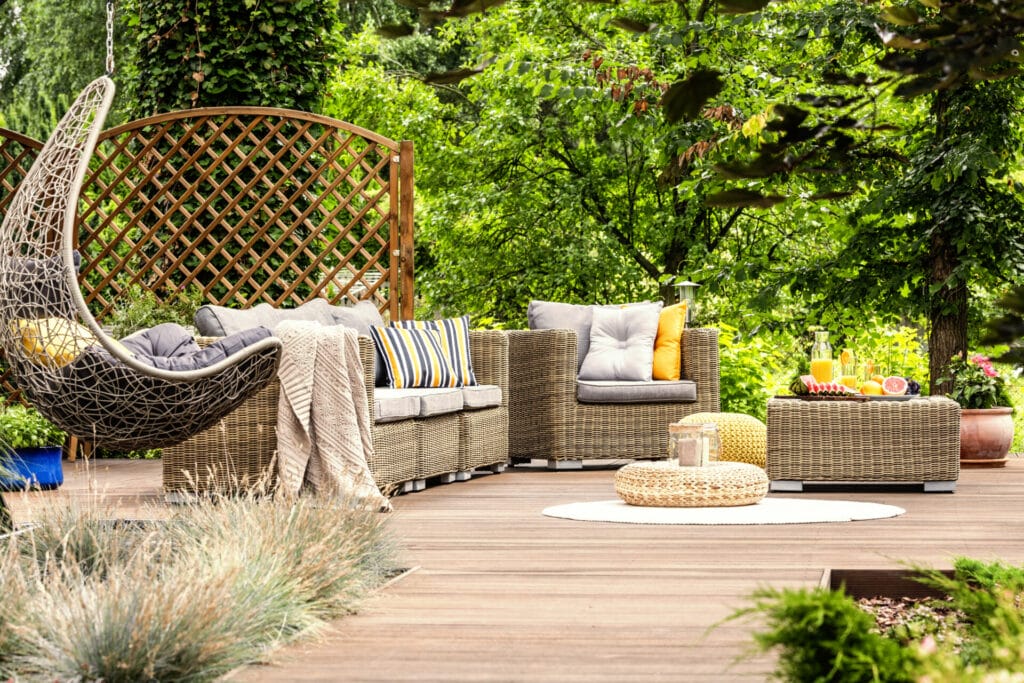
[839,349,857,389]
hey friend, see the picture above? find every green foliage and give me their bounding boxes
[717,323,798,420]
[941,355,1014,410]
[0,404,66,450]
[836,324,930,387]
[739,558,1024,681]
[123,0,339,116]
[104,284,203,339]
[735,585,918,682]
[0,0,129,138]
[1,493,397,679]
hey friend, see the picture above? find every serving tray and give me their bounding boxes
[774,395,918,402]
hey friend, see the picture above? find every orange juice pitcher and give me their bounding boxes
[810,330,833,383]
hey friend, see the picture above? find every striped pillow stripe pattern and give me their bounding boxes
[392,315,477,386]
[369,325,459,388]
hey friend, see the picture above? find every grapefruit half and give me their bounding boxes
[882,376,908,396]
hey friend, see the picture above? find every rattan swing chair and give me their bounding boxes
[0,74,282,452]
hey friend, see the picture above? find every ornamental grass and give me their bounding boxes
[0,491,397,681]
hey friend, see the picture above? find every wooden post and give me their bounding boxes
[399,140,415,321]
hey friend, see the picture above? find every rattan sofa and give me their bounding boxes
[162,330,509,498]
[506,327,720,468]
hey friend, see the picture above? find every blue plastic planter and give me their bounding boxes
[0,446,64,491]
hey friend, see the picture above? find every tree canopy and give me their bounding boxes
[2,0,1022,390]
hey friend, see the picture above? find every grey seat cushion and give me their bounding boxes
[391,387,464,417]
[373,387,465,421]
[373,389,421,423]
[462,384,502,409]
[119,323,273,372]
[195,299,389,386]
[576,379,697,404]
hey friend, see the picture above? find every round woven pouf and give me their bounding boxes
[680,412,767,468]
[614,461,769,508]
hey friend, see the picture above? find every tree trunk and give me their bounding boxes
[927,231,968,395]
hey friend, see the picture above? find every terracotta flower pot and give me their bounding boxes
[960,407,1015,468]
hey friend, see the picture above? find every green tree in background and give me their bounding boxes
[0,0,121,138]
[344,0,895,327]
[123,0,339,115]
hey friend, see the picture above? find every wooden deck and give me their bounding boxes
[7,457,1024,681]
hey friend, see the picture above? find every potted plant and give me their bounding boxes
[942,354,1016,467]
[0,403,67,490]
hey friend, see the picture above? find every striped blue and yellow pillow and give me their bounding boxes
[369,325,459,389]
[392,315,477,387]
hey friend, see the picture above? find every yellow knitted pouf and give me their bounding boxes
[679,412,767,468]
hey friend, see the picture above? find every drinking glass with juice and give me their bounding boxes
[810,330,833,383]
[839,348,857,389]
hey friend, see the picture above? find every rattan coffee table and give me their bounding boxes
[766,396,960,492]
[614,461,769,508]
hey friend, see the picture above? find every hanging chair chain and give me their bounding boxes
[105,1,115,75]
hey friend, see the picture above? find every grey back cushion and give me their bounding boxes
[527,300,662,374]
[577,304,660,381]
[119,322,273,372]
[527,300,595,372]
[194,299,389,386]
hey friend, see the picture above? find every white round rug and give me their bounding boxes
[542,498,905,525]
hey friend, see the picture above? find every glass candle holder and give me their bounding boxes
[668,422,719,467]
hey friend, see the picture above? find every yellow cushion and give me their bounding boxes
[652,302,687,381]
[15,318,98,368]
[680,412,767,468]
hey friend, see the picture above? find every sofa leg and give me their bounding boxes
[436,472,457,485]
[401,481,417,494]
[546,460,583,471]
[454,471,472,482]
[413,478,426,491]
[490,463,507,474]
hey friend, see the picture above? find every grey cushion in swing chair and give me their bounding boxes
[0,75,282,452]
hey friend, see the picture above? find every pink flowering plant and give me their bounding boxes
[942,354,1014,410]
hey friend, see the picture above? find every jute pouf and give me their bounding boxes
[680,412,767,468]
[614,460,769,508]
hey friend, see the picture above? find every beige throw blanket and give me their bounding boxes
[275,320,391,511]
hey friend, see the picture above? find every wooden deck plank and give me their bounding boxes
[5,457,1024,681]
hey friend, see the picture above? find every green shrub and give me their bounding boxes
[734,586,918,682]
[738,558,1024,682]
[717,323,798,421]
[104,284,203,339]
[0,404,65,450]
[1,491,397,680]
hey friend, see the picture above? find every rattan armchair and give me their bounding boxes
[506,327,720,467]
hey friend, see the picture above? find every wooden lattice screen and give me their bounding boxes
[0,109,413,399]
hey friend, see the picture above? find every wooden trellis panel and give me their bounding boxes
[0,112,414,402]
[0,129,41,228]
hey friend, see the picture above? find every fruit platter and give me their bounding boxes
[779,375,923,401]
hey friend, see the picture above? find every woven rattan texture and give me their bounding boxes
[459,407,509,471]
[0,78,281,451]
[162,379,278,494]
[162,330,510,495]
[614,461,769,508]
[416,413,460,480]
[507,327,721,462]
[680,412,767,468]
[0,109,414,403]
[766,396,961,482]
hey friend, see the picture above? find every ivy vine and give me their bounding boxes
[123,0,338,116]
